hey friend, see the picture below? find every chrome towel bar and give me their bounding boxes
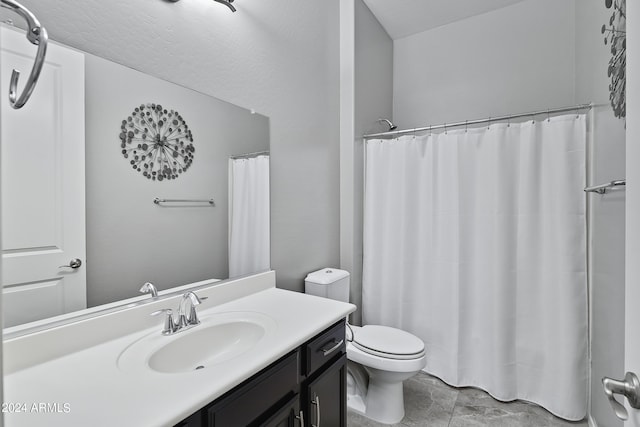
[153,198,215,206]
[584,180,626,194]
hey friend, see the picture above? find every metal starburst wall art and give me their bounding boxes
[602,0,626,119]
[119,103,195,181]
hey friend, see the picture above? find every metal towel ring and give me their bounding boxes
[1,0,48,109]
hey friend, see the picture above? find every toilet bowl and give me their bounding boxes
[345,324,426,424]
[304,268,427,425]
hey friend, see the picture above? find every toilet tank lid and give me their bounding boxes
[305,268,349,285]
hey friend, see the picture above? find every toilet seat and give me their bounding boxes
[351,325,425,360]
[347,341,427,373]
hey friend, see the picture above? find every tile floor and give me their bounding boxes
[347,373,588,427]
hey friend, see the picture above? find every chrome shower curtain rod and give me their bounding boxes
[229,151,269,160]
[362,103,594,139]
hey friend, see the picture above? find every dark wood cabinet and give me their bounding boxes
[175,320,346,427]
[304,354,347,427]
[206,351,300,426]
[174,412,202,427]
[258,394,301,427]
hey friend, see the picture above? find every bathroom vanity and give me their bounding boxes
[177,320,347,426]
[3,272,355,427]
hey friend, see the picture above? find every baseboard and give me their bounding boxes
[588,413,598,427]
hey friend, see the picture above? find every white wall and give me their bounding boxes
[575,3,626,427]
[2,0,341,293]
[0,21,3,427]
[393,0,576,129]
[625,2,640,426]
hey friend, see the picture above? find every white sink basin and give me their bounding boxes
[118,311,276,374]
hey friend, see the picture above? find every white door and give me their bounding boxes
[626,1,640,426]
[0,26,86,328]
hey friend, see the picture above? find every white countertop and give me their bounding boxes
[4,286,355,426]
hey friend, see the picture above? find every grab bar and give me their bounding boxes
[1,0,48,109]
[584,179,626,195]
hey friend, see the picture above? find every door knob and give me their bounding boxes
[602,372,640,420]
[59,258,82,269]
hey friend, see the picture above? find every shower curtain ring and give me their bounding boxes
[547,109,551,122]
[465,120,468,133]
[444,123,447,134]
[487,117,491,130]
[429,125,432,136]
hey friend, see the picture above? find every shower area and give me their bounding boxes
[340,0,626,425]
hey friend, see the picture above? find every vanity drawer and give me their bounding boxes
[207,350,300,427]
[304,319,345,378]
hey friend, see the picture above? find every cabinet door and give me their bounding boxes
[305,354,347,427]
[259,394,303,427]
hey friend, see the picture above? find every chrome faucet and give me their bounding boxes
[151,308,177,335]
[150,291,207,335]
[139,282,158,298]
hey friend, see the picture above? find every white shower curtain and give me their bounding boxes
[362,114,587,420]
[228,155,270,277]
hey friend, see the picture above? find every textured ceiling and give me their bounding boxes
[362,0,527,39]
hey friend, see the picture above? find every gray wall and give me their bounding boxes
[84,54,268,306]
[350,0,393,323]
[391,1,626,424]
[393,0,576,128]
[11,0,342,293]
[575,4,626,427]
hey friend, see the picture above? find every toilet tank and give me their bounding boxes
[305,268,350,303]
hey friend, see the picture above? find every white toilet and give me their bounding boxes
[305,268,426,425]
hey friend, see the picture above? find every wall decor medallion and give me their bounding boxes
[119,103,195,181]
[602,0,626,119]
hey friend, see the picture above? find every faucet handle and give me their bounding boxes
[151,308,176,335]
[187,304,203,326]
